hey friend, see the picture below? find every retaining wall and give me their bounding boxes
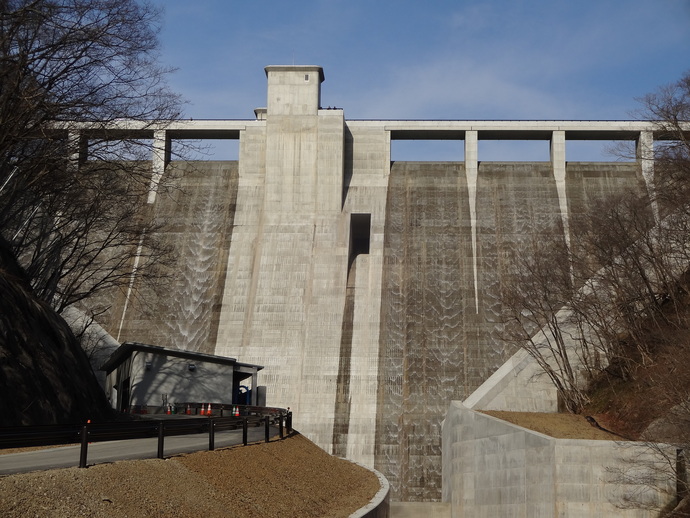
[442,402,675,517]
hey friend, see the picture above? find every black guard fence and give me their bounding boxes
[0,405,293,469]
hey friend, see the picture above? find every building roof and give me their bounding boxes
[100,341,264,373]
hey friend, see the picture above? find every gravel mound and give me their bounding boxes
[0,433,381,518]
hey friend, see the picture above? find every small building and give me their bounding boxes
[101,342,264,413]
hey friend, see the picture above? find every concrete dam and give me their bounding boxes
[92,65,655,500]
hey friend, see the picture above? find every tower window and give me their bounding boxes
[304,74,310,82]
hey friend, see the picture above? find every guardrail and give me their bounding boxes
[0,406,292,469]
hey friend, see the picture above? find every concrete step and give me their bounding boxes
[390,502,451,518]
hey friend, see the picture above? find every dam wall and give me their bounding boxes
[376,160,642,499]
[99,161,239,353]
[90,65,658,501]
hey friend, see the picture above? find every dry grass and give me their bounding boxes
[480,411,625,440]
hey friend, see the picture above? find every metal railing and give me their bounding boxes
[0,405,293,469]
[129,402,277,417]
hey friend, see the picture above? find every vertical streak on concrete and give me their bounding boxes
[464,131,479,314]
[385,131,392,179]
[116,232,145,342]
[637,130,658,222]
[149,130,169,204]
[333,258,356,456]
[550,131,570,248]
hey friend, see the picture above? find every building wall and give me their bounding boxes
[126,350,235,410]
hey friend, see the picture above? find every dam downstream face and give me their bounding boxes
[84,64,662,503]
[98,161,240,353]
[100,158,642,502]
[375,161,643,499]
[375,160,642,499]
[376,161,564,499]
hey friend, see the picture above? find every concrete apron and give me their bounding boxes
[390,502,451,518]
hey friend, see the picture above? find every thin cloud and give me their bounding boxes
[151,0,689,126]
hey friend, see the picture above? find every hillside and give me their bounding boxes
[0,239,113,426]
[581,302,690,443]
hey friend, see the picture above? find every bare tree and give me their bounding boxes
[498,71,690,511]
[0,0,183,313]
[499,73,690,412]
[501,229,587,412]
[609,73,690,515]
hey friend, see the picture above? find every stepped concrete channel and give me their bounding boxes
[72,65,666,504]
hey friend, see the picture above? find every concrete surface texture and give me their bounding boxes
[390,502,451,518]
[463,347,559,413]
[442,402,675,517]
[89,65,656,501]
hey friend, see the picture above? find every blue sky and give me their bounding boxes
[150,0,690,160]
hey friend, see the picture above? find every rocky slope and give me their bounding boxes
[0,239,113,426]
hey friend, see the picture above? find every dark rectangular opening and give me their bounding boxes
[350,213,371,258]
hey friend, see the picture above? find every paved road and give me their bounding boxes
[0,424,280,475]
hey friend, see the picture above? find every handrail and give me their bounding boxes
[0,407,293,469]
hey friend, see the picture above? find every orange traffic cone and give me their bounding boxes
[207,403,212,416]
[234,406,239,417]
[166,404,171,415]
[186,404,191,415]
[200,404,206,416]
